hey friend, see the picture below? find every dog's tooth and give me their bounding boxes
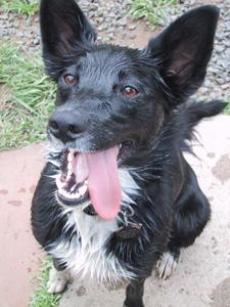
[56,176,65,189]
[74,191,80,199]
[64,189,71,197]
[68,193,76,199]
[67,151,74,163]
[60,173,67,183]
[79,184,88,196]
[67,188,80,199]
[58,183,83,201]
[68,156,73,163]
[67,163,72,172]
[60,183,67,191]
[66,169,72,180]
[59,189,67,198]
[70,184,77,193]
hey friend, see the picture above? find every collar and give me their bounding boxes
[83,204,142,240]
[83,204,97,216]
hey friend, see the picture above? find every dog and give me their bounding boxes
[31,1,226,306]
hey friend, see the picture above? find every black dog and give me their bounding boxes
[31,1,225,306]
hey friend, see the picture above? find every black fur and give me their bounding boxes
[31,1,226,306]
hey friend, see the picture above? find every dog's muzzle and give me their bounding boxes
[49,108,86,143]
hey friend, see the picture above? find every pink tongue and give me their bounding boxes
[85,147,121,220]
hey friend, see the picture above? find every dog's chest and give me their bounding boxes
[49,209,134,283]
[49,169,140,283]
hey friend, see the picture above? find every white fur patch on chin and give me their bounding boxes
[155,251,178,280]
[47,266,71,294]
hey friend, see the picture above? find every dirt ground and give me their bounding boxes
[0,144,44,307]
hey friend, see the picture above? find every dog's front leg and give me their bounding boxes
[47,259,71,294]
[124,278,145,307]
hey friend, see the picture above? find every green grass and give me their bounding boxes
[130,0,177,26]
[0,0,38,15]
[225,98,230,114]
[0,41,56,151]
[30,258,61,307]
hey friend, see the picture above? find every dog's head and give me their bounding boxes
[40,0,219,219]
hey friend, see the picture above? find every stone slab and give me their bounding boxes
[0,143,44,307]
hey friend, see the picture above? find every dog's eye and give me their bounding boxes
[121,86,139,97]
[63,74,77,86]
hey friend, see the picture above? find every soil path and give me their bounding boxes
[0,144,44,307]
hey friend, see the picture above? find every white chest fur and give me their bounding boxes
[49,209,135,283]
[48,169,139,284]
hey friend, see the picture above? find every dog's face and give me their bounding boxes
[40,0,218,219]
[50,47,165,155]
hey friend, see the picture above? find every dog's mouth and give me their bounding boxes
[55,142,134,219]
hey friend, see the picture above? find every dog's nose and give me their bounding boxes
[49,110,85,142]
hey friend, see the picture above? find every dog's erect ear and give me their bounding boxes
[145,6,219,104]
[40,0,96,75]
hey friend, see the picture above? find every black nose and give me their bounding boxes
[49,110,85,142]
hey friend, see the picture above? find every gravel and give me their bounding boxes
[0,0,229,100]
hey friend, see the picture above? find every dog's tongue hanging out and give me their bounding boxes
[76,147,121,219]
